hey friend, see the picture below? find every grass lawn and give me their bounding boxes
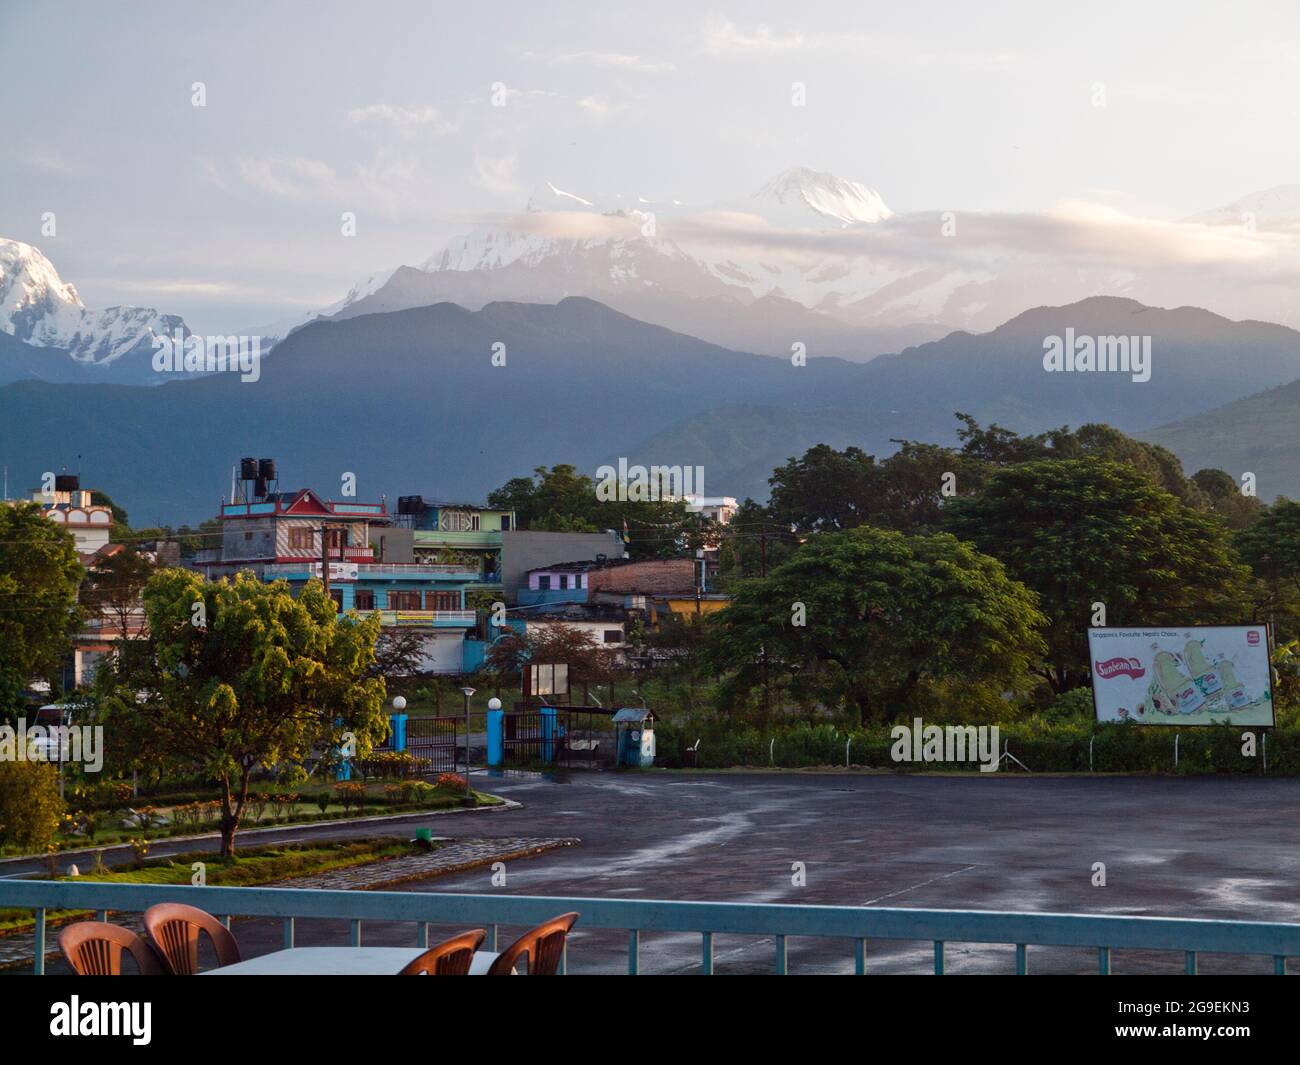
[2,784,503,858]
[0,837,423,935]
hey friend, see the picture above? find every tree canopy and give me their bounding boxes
[944,459,1249,692]
[707,525,1046,724]
[97,570,386,855]
[0,502,83,714]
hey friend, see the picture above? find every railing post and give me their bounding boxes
[96,909,108,922]
[559,941,568,976]
[350,919,362,947]
[627,929,640,975]
[418,923,429,948]
[701,932,713,975]
[1184,950,1197,975]
[854,938,867,975]
[933,941,945,975]
[33,908,46,976]
[487,924,498,951]
[1015,944,1027,975]
[283,917,295,949]
[1098,947,1111,974]
[775,934,787,974]
[1274,955,1287,975]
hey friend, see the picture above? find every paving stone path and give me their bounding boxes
[0,836,579,971]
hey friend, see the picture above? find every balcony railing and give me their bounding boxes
[373,609,476,626]
[3,880,1298,975]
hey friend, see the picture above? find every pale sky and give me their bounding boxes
[2,0,1299,332]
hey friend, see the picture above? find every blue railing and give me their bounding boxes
[3,880,1297,975]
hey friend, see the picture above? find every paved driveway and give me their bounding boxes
[12,771,1300,975]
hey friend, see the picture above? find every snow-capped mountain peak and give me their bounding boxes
[1184,185,1300,229]
[0,237,187,369]
[0,238,86,338]
[752,166,893,226]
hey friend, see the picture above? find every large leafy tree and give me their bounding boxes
[707,526,1046,723]
[99,570,386,856]
[945,459,1249,693]
[487,463,696,559]
[1235,499,1300,637]
[0,502,83,714]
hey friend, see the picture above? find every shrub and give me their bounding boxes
[0,760,64,851]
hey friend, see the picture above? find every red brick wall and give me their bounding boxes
[587,559,694,596]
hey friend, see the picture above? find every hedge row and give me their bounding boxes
[653,720,1299,774]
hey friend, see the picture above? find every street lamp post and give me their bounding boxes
[461,687,476,799]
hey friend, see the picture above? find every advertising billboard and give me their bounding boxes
[1088,625,1274,726]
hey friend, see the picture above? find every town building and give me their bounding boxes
[14,475,115,556]
[193,463,488,674]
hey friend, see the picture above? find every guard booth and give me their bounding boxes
[612,708,656,768]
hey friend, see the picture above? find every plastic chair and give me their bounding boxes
[487,913,579,975]
[58,921,165,975]
[397,929,487,975]
[143,902,242,975]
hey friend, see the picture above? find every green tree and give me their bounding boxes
[487,463,696,559]
[1236,498,1300,637]
[99,570,386,856]
[81,546,156,641]
[707,526,1046,723]
[945,459,1249,693]
[768,444,884,532]
[0,760,64,852]
[0,502,83,713]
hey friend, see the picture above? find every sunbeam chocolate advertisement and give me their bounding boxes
[1088,626,1274,726]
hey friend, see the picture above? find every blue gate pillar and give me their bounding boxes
[487,707,504,767]
[539,706,557,764]
[391,713,408,752]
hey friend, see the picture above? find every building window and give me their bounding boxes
[501,515,511,531]
[289,528,313,550]
[426,591,459,611]
[603,630,623,644]
[355,590,375,611]
[244,531,253,541]
[558,575,568,590]
[470,513,480,530]
[537,575,551,590]
[389,590,421,610]
[326,528,348,549]
[329,590,343,613]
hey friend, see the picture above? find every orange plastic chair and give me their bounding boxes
[58,921,165,975]
[487,913,579,975]
[397,929,487,975]
[143,903,242,975]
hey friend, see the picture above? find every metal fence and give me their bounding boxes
[404,716,460,773]
[4,880,1298,975]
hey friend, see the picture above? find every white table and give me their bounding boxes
[201,946,504,975]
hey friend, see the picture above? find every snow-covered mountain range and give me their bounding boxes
[258,167,1300,362]
[0,239,188,380]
